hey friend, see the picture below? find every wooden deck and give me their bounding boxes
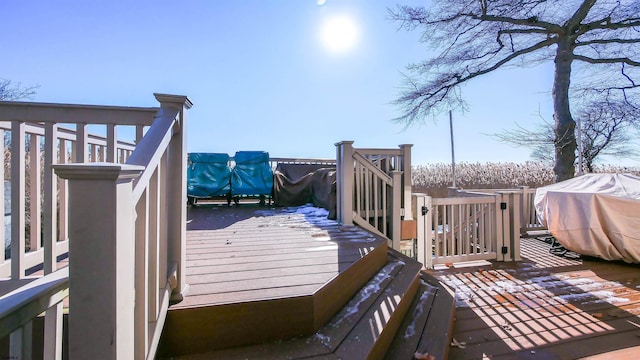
[177,204,385,308]
[160,203,389,356]
[426,235,640,359]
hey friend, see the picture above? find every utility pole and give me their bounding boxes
[449,110,456,187]
[577,117,583,175]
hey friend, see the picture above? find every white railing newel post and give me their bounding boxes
[54,163,143,360]
[518,185,530,236]
[414,193,433,269]
[391,170,402,250]
[399,144,413,220]
[154,93,193,301]
[509,192,522,261]
[335,141,354,226]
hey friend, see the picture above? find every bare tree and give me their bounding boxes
[0,79,38,101]
[390,0,640,182]
[494,98,640,171]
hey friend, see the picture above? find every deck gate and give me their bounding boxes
[414,191,522,269]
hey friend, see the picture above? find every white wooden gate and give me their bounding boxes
[414,191,521,269]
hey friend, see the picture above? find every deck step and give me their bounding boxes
[158,235,388,357]
[324,251,422,360]
[384,273,456,360]
[172,250,429,360]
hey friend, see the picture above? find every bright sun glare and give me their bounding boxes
[320,15,359,53]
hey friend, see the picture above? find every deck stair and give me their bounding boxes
[162,250,456,360]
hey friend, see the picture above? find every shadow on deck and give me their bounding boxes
[427,235,640,359]
[157,204,455,359]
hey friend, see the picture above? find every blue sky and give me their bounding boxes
[3,0,614,166]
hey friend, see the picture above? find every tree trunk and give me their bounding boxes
[552,38,576,182]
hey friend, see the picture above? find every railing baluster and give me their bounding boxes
[107,124,117,162]
[431,205,444,258]
[11,121,26,279]
[29,134,42,252]
[0,129,5,264]
[391,171,402,250]
[76,123,88,162]
[58,140,69,242]
[43,124,58,273]
[148,168,160,323]
[135,187,150,359]
[136,124,145,143]
[158,152,168,299]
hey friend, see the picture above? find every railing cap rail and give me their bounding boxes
[0,267,69,339]
[0,100,159,125]
[53,163,144,180]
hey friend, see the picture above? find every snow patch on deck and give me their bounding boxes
[326,260,404,327]
[440,269,631,308]
[404,282,437,339]
[256,205,377,242]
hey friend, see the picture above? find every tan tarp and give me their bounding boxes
[534,173,640,263]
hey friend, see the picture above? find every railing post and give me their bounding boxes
[391,170,402,250]
[495,193,506,262]
[154,93,192,301]
[54,163,143,360]
[509,192,521,261]
[399,144,413,220]
[335,141,354,226]
[518,185,530,236]
[496,192,521,262]
[414,193,433,269]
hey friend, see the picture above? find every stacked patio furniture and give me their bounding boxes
[187,153,232,205]
[230,151,274,205]
[187,151,274,206]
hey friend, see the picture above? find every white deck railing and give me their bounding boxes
[0,267,68,359]
[0,94,189,359]
[335,141,412,250]
[0,99,159,359]
[451,186,546,235]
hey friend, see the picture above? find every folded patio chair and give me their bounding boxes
[187,153,232,205]
[231,151,274,205]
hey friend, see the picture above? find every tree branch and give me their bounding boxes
[575,38,640,46]
[463,13,562,32]
[573,54,640,66]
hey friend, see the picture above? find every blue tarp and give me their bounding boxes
[231,151,273,196]
[187,153,231,198]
